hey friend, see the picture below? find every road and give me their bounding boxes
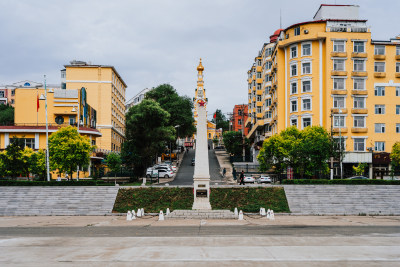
[170,148,223,185]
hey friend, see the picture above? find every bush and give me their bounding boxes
[0,180,109,186]
[282,179,400,185]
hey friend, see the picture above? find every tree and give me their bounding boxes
[122,99,175,177]
[353,163,368,176]
[222,131,250,156]
[212,109,229,132]
[48,126,93,180]
[105,152,122,184]
[0,137,25,179]
[0,104,14,125]
[20,147,35,178]
[145,84,195,138]
[28,150,47,180]
[391,142,400,166]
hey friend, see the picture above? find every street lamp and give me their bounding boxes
[39,75,50,182]
[174,125,181,163]
[338,108,343,179]
[71,103,80,180]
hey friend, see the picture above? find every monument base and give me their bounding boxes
[192,178,211,210]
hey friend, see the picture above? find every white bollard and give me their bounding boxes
[270,210,275,220]
[238,210,244,220]
[166,208,170,215]
[259,208,263,215]
[141,208,144,216]
[126,211,132,221]
[267,209,271,219]
[261,208,266,216]
[234,207,238,216]
[159,210,165,221]
[141,178,146,186]
[137,208,142,217]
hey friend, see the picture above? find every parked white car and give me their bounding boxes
[257,176,272,184]
[146,166,175,178]
[243,176,255,184]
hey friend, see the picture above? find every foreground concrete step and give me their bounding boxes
[284,185,400,215]
[0,186,119,216]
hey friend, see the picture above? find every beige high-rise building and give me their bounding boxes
[62,60,126,153]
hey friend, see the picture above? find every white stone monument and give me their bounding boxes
[192,59,212,210]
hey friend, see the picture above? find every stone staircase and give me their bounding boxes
[0,186,119,216]
[284,185,400,215]
[166,210,237,219]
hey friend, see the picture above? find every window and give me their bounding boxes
[248,93,251,99]
[290,46,297,58]
[334,115,345,127]
[396,63,400,73]
[69,116,76,125]
[353,41,365,53]
[257,72,262,78]
[333,59,345,71]
[257,95,262,101]
[397,87,400,97]
[302,98,311,111]
[257,83,261,90]
[238,119,242,125]
[353,78,365,90]
[396,105,400,115]
[291,118,297,126]
[11,90,15,96]
[354,60,365,71]
[375,123,385,133]
[265,98,271,107]
[375,86,385,96]
[291,100,297,112]
[396,123,400,133]
[375,142,385,152]
[333,78,345,90]
[302,43,311,56]
[375,104,385,114]
[302,80,311,92]
[0,91,4,98]
[294,27,300,36]
[257,59,261,66]
[353,116,365,128]
[374,45,385,55]
[257,107,262,113]
[333,96,345,108]
[290,82,297,94]
[333,40,345,52]
[397,46,400,56]
[265,111,272,118]
[354,138,365,151]
[291,64,297,76]
[302,117,311,128]
[353,97,365,109]
[265,86,271,95]
[10,138,35,149]
[334,137,346,151]
[302,62,311,74]
[374,62,385,72]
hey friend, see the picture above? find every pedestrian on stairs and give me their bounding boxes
[239,170,245,185]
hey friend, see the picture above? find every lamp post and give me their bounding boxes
[338,108,343,179]
[39,75,50,182]
[72,103,80,180]
[174,125,180,162]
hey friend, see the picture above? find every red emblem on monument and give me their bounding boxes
[198,99,205,107]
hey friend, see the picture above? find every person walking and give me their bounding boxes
[232,168,237,180]
[222,168,226,177]
[239,170,245,185]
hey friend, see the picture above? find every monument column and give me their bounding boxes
[192,59,211,210]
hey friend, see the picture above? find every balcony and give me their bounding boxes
[351,52,367,58]
[396,73,400,78]
[351,108,368,114]
[351,71,368,77]
[351,127,368,133]
[265,132,272,137]
[351,90,368,95]
[332,127,348,133]
[331,52,347,57]
[331,89,347,95]
[255,135,265,143]
[331,70,347,76]
[396,55,400,60]
[264,118,272,124]
[374,72,386,78]
[331,108,347,114]
[374,54,386,60]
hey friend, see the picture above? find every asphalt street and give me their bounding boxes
[170,149,223,185]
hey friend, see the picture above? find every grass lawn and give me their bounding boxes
[113,187,290,213]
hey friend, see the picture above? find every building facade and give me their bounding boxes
[246,4,400,177]
[125,88,150,112]
[63,60,126,153]
[231,104,249,136]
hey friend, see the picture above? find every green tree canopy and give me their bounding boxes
[212,109,229,132]
[28,149,47,180]
[122,99,175,176]
[48,126,93,179]
[0,104,14,125]
[222,131,250,156]
[391,142,400,168]
[145,84,195,138]
[0,136,25,178]
[106,152,122,174]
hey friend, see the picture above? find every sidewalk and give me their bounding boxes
[1,215,399,228]
[214,149,236,184]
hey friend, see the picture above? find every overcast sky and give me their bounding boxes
[1,0,399,116]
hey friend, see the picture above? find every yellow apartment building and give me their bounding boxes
[246,4,400,177]
[0,87,101,178]
[62,61,126,153]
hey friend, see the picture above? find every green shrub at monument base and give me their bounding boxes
[282,179,400,185]
[113,187,290,213]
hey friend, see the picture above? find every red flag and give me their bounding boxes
[213,112,216,119]
[37,93,40,111]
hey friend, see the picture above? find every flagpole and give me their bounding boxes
[37,89,39,125]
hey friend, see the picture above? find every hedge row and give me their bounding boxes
[282,179,400,185]
[0,180,109,186]
[113,187,290,213]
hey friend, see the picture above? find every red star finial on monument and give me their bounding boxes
[198,99,205,107]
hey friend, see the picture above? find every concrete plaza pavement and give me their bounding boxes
[1,215,400,266]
